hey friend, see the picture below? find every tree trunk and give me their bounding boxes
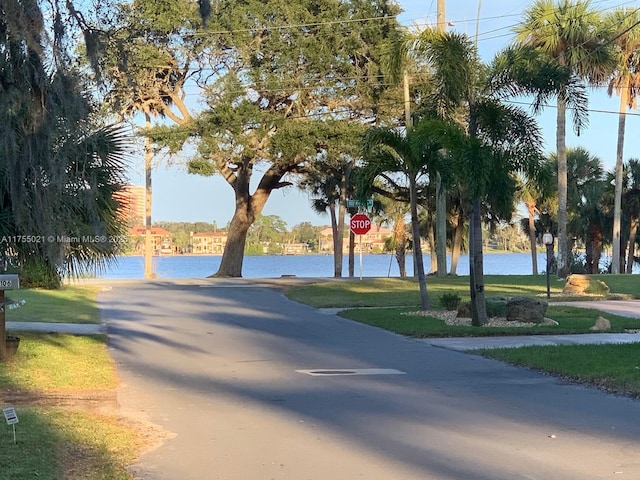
[394,215,406,277]
[144,114,154,279]
[450,213,463,275]
[612,89,628,274]
[585,222,603,274]
[213,210,252,277]
[469,197,487,326]
[436,174,447,277]
[585,235,595,274]
[626,217,638,274]
[556,92,569,278]
[410,176,430,310]
[527,202,538,275]
[428,217,437,274]
[593,225,603,274]
[330,204,343,277]
[213,167,275,277]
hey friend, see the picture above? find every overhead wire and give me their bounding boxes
[113,0,640,125]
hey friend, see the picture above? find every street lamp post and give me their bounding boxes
[542,232,554,299]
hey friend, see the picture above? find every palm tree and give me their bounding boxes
[0,3,130,287]
[516,161,555,275]
[383,28,456,278]
[373,196,410,277]
[518,177,542,275]
[360,117,454,310]
[304,158,354,278]
[514,0,613,278]
[555,147,606,273]
[411,30,546,325]
[604,8,640,273]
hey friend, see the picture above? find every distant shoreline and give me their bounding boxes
[122,249,532,258]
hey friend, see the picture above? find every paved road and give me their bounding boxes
[101,281,640,480]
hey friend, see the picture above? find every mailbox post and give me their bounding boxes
[0,274,20,360]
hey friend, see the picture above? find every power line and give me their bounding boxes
[506,97,640,117]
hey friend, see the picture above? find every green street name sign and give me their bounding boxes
[346,199,373,208]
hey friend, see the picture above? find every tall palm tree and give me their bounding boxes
[373,195,410,277]
[382,28,448,277]
[304,157,354,278]
[516,160,555,275]
[604,8,640,273]
[360,117,454,310]
[411,30,546,325]
[514,0,613,278]
[552,147,606,272]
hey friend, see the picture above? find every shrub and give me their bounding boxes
[20,260,61,289]
[485,297,508,317]
[439,292,461,310]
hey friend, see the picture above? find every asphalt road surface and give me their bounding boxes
[100,280,640,480]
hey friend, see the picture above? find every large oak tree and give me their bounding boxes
[158,0,403,277]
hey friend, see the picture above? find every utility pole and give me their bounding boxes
[437,0,446,31]
[435,0,448,278]
[144,113,154,279]
[475,0,482,46]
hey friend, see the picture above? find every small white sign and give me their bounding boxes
[3,406,18,425]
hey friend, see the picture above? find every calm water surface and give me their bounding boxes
[99,253,575,279]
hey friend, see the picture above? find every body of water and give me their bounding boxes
[97,253,576,279]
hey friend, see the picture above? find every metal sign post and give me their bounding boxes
[359,234,363,280]
[350,214,372,280]
[0,274,20,361]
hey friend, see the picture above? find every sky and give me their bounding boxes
[128,0,640,229]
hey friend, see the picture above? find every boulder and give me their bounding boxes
[590,316,611,332]
[563,274,610,296]
[506,297,548,324]
[456,302,472,318]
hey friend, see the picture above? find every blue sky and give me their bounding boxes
[130,0,640,228]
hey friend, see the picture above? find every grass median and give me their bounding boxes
[1,286,146,479]
[285,275,640,397]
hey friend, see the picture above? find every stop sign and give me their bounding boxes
[350,213,371,235]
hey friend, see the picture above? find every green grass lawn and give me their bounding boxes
[477,343,640,398]
[0,333,144,479]
[5,286,101,324]
[0,333,117,390]
[285,275,640,398]
[337,305,640,337]
[285,274,640,309]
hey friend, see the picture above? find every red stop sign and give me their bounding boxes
[350,213,372,235]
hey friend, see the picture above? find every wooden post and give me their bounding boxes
[0,290,6,360]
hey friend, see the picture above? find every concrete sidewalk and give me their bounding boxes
[6,321,104,334]
[420,332,640,351]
